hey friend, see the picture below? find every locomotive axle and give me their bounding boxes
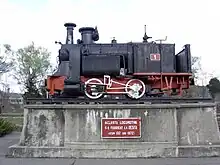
[84,76,146,99]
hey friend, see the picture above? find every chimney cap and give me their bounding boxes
[79,27,95,33]
[64,23,76,28]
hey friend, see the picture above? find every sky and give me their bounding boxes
[0,0,219,93]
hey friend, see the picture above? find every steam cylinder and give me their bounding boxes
[79,27,95,44]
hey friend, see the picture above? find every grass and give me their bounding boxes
[0,118,19,137]
[1,117,23,126]
[0,113,23,117]
[0,113,24,135]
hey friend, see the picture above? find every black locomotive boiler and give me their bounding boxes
[45,22,194,100]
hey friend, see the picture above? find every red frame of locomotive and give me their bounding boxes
[46,72,192,99]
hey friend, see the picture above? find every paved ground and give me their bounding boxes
[1,132,220,165]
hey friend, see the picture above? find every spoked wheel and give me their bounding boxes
[84,78,105,99]
[125,79,146,99]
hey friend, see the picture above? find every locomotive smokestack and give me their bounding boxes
[64,23,76,44]
[79,27,95,44]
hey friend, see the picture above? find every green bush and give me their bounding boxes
[0,118,17,137]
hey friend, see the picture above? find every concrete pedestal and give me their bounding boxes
[6,103,220,158]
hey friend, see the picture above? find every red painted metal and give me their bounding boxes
[46,76,66,95]
[46,72,193,97]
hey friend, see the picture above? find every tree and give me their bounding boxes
[191,56,214,86]
[8,42,52,99]
[0,44,14,76]
[191,56,199,75]
[0,44,14,114]
[207,77,220,98]
[191,56,202,83]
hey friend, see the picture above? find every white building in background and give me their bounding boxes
[8,92,23,105]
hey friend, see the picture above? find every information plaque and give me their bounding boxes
[101,118,141,138]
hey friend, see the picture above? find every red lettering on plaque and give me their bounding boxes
[150,53,160,61]
[101,118,141,138]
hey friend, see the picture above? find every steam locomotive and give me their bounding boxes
[45,22,194,100]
